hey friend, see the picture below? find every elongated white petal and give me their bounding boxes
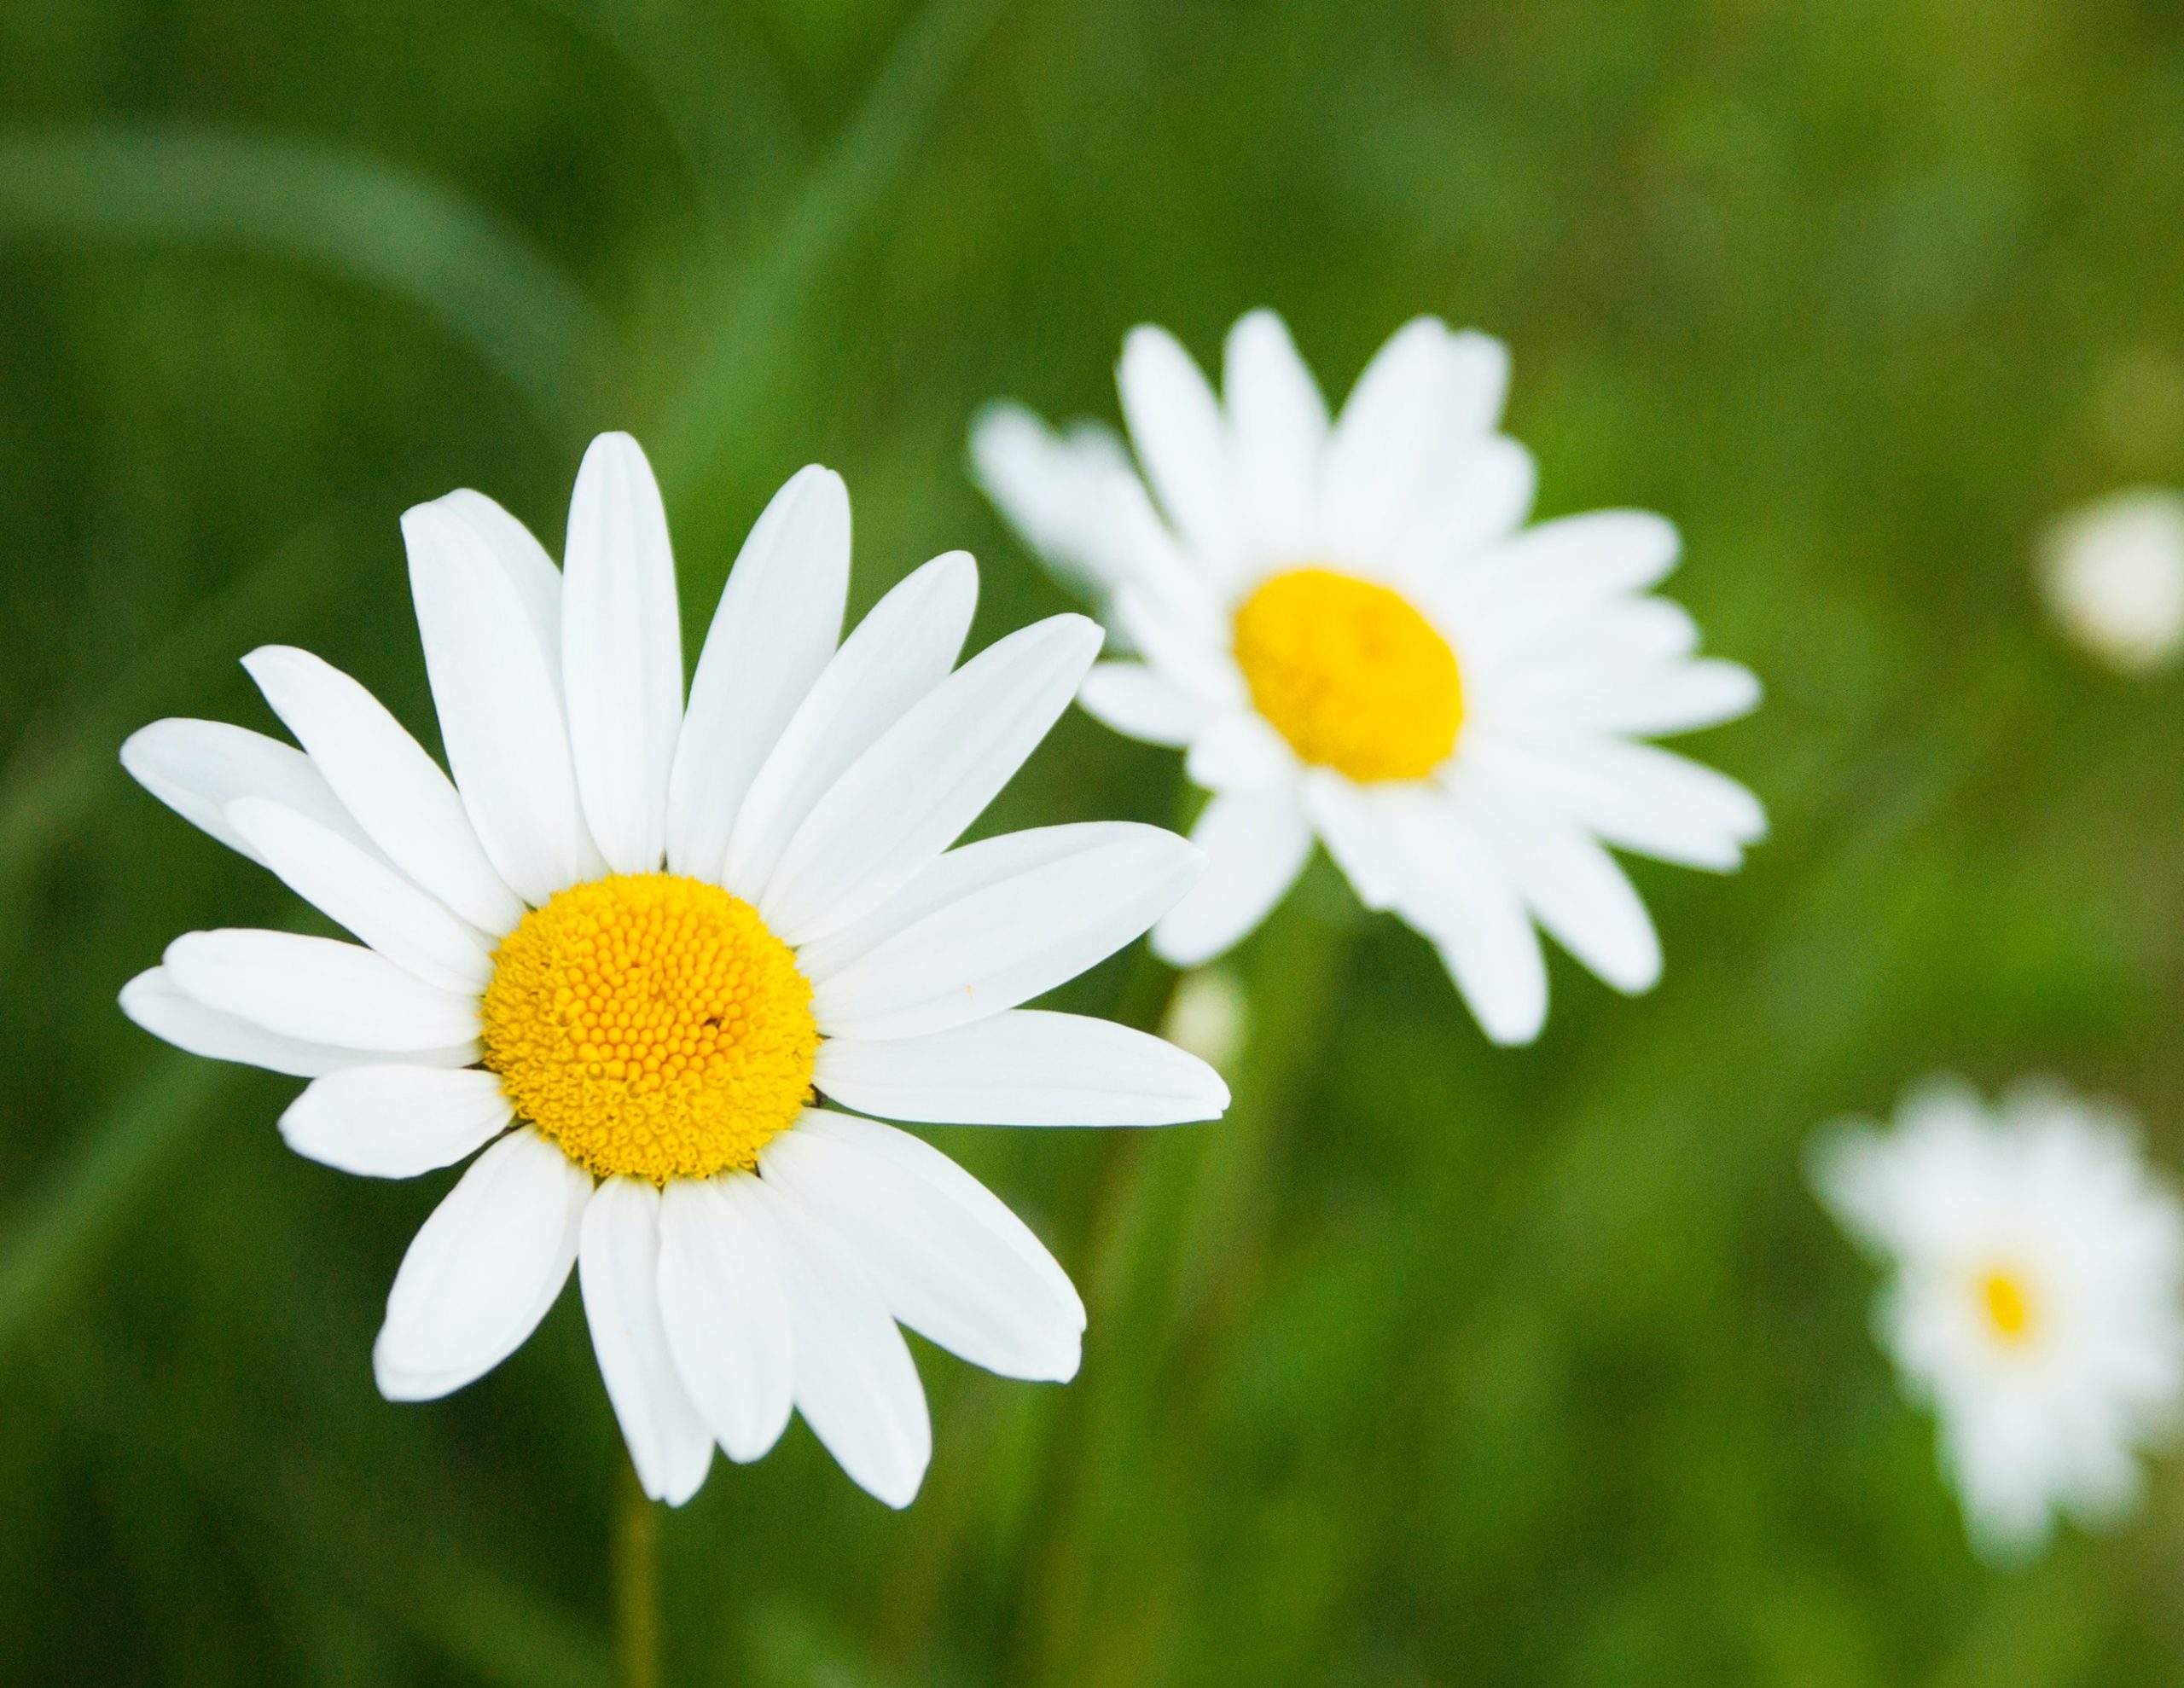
[165,929,480,1052]
[1301,770,1400,910]
[657,1176,795,1462]
[241,647,524,935]
[226,799,493,995]
[280,1066,512,1178]
[120,717,375,867]
[1486,808,1661,994]
[1393,436,1536,577]
[796,1110,1082,1326]
[1376,791,1548,1045]
[761,615,1104,945]
[1468,737,1763,871]
[1184,711,1294,792]
[580,1180,714,1505]
[809,824,1200,1040]
[968,403,1139,602]
[564,433,683,874]
[795,824,1123,982]
[724,551,977,899]
[404,496,597,903]
[439,489,564,682]
[1118,325,1240,577]
[1151,789,1312,967]
[761,1122,1080,1381]
[1571,658,1762,736]
[120,966,474,1077]
[373,1128,590,1401]
[1321,318,1451,561]
[1078,662,1205,747]
[747,1179,931,1509]
[666,466,850,879]
[1223,309,1328,562]
[1112,584,1241,706]
[1446,511,1682,618]
[816,1010,1228,1126]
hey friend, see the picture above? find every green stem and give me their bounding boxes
[612,1459,660,1688]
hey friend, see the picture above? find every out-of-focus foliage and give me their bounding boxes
[6,0,2184,1682]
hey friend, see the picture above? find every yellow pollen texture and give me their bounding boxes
[1232,567,1462,783]
[1978,1267,2037,1345]
[480,874,818,1183]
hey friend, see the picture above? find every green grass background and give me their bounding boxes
[7,0,2184,1681]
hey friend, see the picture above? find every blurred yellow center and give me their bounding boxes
[480,874,817,1183]
[1978,1267,2036,1345]
[1232,567,1462,782]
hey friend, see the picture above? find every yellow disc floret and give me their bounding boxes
[480,874,818,1183]
[1232,567,1462,783]
[1978,1266,2037,1346]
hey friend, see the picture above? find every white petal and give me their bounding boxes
[1446,511,1682,617]
[1151,788,1313,967]
[1376,792,1548,1045]
[796,1110,1082,1327]
[562,433,684,875]
[120,966,473,1077]
[280,1066,512,1179]
[1300,770,1401,909]
[796,824,1122,982]
[656,1176,795,1462]
[1118,325,1242,577]
[816,1010,1228,1126]
[579,1180,714,1505]
[373,1128,590,1401]
[241,646,524,935]
[1469,737,1764,871]
[1571,659,1762,736]
[120,717,375,867]
[808,824,1201,1040]
[665,466,850,879]
[439,489,565,682]
[761,1121,1080,1381]
[1223,309,1328,561]
[404,496,598,904]
[747,1178,931,1509]
[968,403,1139,602]
[1484,808,1661,994]
[226,798,493,995]
[1078,662,1205,748]
[723,551,977,899]
[1391,436,1536,577]
[1112,583,1241,707]
[1323,320,1508,565]
[1184,711,1294,792]
[164,929,480,1052]
[761,615,1104,945]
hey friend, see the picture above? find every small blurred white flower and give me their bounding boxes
[1810,1077,2184,1563]
[1159,966,1249,1073]
[974,310,1764,1046]
[2036,489,2184,674]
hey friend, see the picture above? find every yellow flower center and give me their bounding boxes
[1978,1267,2037,1345]
[1232,567,1462,783]
[480,874,818,1183]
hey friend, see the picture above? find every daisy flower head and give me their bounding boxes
[1810,1077,2184,1562]
[972,311,1765,1044]
[119,433,1228,1509]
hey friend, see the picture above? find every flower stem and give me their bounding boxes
[612,1459,660,1688]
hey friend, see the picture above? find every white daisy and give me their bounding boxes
[972,310,1766,1044]
[1810,1077,2184,1561]
[119,432,1228,1509]
[2036,487,2184,675]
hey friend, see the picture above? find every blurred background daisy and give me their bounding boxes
[9,1,2184,1684]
